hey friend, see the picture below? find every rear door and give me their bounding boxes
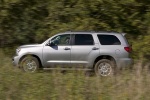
[71,34,100,68]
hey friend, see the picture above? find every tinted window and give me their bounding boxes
[75,34,94,45]
[51,34,70,45]
[97,35,121,45]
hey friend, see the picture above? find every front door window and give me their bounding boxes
[51,34,71,45]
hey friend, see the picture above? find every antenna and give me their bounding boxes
[121,33,126,36]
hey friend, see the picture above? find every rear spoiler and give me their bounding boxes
[121,33,126,36]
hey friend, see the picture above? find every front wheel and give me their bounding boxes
[94,59,116,76]
[20,56,39,72]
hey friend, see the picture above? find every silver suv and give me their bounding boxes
[13,31,132,76]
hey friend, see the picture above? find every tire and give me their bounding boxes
[94,59,116,76]
[20,56,39,72]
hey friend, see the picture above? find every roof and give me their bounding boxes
[64,31,122,35]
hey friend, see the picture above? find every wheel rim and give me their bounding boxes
[22,59,37,72]
[98,62,112,76]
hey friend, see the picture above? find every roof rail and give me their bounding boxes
[97,31,118,33]
[65,30,120,33]
[65,31,95,33]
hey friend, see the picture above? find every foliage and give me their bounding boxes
[0,0,150,58]
[0,51,150,100]
[0,1,150,99]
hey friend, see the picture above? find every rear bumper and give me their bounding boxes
[12,56,20,67]
[116,58,133,68]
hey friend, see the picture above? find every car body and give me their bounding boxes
[12,31,132,76]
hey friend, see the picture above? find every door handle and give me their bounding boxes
[92,47,99,50]
[64,47,70,50]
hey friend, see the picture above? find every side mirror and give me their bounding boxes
[47,41,56,46]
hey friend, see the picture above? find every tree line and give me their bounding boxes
[0,0,150,59]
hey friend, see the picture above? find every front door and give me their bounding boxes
[43,34,71,67]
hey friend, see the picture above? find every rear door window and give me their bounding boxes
[97,35,121,45]
[74,34,94,45]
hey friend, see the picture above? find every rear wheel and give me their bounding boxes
[20,56,39,72]
[94,59,116,76]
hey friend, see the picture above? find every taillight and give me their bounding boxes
[124,47,132,53]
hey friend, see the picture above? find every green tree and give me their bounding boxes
[0,0,150,59]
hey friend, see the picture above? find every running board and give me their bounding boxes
[43,68,93,71]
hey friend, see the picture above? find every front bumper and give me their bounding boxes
[12,56,20,67]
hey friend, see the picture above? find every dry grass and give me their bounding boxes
[0,52,150,100]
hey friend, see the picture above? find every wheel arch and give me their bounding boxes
[93,55,116,68]
[19,54,43,68]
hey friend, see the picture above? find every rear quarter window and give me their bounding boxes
[97,35,121,45]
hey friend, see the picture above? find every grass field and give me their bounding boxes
[0,51,150,100]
